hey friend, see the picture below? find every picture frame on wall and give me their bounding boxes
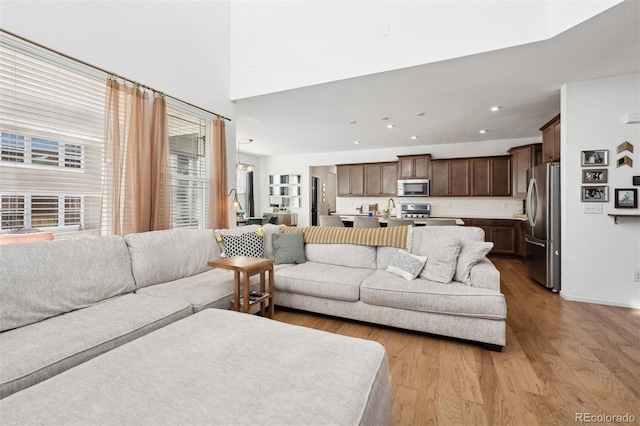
[581,185,608,202]
[614,188,637,208]
[581,168,608,184]
[581,149,609,166]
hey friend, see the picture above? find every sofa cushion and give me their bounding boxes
[386,250,427,280]
[416,236,461,283]
[0,293,191,399]
[272,233,306,265]
[376,246,399,270]
[360,270,506,319]
[0,236,136,332]
[455,240,494,285]
[305,243,377,269]
[137,268,261,312]
[221,231,265,258]
[410,226,485,257]
[0,309,391,426]
[275,262,374,301]
[125,229,218,290]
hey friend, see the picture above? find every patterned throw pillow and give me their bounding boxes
[386,249,427,281]
[220,232,265,258]
[272,233,306,265]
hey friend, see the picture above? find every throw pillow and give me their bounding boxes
[417,236,461,283]
[272,233,306,265]
[386,249,427,281]
[454,240,494,285]
[220,231,265,258]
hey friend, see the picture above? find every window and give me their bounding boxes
[167,106,210,229]
[1,31,219,235]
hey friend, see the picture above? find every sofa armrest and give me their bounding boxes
[469,258,501,291]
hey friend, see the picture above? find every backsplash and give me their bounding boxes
[335,196,525,219]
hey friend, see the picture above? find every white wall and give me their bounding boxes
[230,0,620,99]
[259,137,540,227]
[561,73,640,309]
[1,0,240,227]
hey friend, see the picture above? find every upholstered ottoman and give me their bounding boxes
[0,309,392,426]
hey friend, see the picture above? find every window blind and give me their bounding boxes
[0,32,105,234]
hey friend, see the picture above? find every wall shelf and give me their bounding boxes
[608,214,640,224]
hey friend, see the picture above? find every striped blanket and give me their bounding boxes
[282,225,412,249]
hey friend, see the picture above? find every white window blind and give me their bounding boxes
[0,32,104,234]
[167,104,210,229]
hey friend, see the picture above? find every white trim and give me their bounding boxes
[560,291,640,309]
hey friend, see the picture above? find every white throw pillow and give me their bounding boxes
[454,240,494,285]
[417,236,461,283]
[386,249,427,281]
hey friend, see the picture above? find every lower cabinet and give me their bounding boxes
[462,218,523,255]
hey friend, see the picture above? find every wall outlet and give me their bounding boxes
[583,204,603,214]
[634,270,640,282]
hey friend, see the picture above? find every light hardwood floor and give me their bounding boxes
[272,256,640,425]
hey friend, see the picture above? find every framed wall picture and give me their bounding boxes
[581,168,608,184]
[581,185,608,202]
[581,150,609,166]
[614,188,637,208]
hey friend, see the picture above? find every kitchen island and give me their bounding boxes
[335,215,464,227]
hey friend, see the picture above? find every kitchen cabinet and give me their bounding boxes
[397,154,431,179]
[337,164,364,196]
[364,162,397,196]
[470,156,511,196]
[516,220,526,257]
[540,114,561,163]
[509,144,541,197]
[463,218,519,255]
[430,159,470,196]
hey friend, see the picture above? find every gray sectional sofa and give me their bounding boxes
[0,222,505,424]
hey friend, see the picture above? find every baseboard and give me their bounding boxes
[559,291,640,309]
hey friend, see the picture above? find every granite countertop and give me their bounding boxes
[333,212,527,221]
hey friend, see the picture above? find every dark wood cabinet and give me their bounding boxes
[430,158,471,196]
[337,164,364,196]
[364,162,397,196]
[471,156,511,196]
[540,114,561,163]
[397,154,431,179]
[463,218,520,255]
[430,160,450,196]
[509,144,541,197]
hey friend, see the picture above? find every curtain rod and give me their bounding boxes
[0,28,231,122]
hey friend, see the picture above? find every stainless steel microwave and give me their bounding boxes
[397,179,430,197]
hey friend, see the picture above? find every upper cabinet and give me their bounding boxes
[364,162,398,196]
[397,154,431,179]
[540,114,561,163]
[336,164,364,196]
[430,159,471,196]
[509,144,541,197]
[470,156,512,196]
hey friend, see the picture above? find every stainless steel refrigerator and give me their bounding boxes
[525,162,561,292]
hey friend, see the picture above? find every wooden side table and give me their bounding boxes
[207,256,274,319]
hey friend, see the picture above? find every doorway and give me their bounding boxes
[311,176,319,226]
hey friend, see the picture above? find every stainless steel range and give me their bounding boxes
[401,203,431,218]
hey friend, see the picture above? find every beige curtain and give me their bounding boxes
[208,118,228,229]
[101,79,150,236]
[150,95,171,230]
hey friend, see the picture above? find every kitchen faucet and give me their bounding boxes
[387,198,396,210]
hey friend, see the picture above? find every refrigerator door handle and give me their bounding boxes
[525,236,545,247]
[526,178,538,227]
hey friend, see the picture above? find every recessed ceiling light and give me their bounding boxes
[410,136,419,140]
[353,140,361,145]
[490,106,501,112]
[479,129,487,134]
[416,112,425,117]
[386,124,394,129]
